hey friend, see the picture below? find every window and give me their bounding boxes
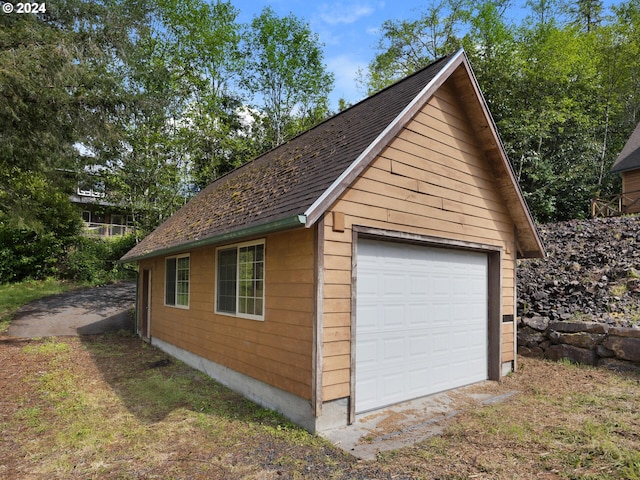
[165,255,190,308]
[216,240,265,320]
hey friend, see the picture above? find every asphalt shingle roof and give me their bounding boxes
[611,121,640,173]
[121,55,452,262]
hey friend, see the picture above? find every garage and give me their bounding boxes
[355,238,489,413]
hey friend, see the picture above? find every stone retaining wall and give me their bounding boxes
[518,316,640,373]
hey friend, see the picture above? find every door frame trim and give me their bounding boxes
[349,226,503,423]
[140,268,152,342]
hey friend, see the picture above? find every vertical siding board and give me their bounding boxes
[321,80,517,402]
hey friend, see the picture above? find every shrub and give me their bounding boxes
[0,220,137,284]
[62,233,137,283]
[0,224,66,283]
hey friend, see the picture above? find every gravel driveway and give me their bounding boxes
[7,282,136,338]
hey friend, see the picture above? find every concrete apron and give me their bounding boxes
[321,381,517,460]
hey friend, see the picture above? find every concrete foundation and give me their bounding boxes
[151,337,348,433]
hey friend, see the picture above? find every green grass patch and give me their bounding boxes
[5,337,640,479]
[0,278,83,332]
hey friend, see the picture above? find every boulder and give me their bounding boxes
[522,316,549,331]
[549,321,608,334]
[607,326,640,338]
[602,336,640,362]
[556,332,605,349]
[596,344,615,358]
[545,344,598,366]
[517,327,546,348]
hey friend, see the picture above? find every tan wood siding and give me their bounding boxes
[145,228,315,400]
[321,80,517,401]
[622,170,640,213]
[502,322,515,362]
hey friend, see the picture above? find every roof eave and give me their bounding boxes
[120,214,307,263]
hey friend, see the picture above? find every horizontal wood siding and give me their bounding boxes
[502,322,515,362]
[321,81,517,401]
[145,228,315,400]
[622,170,640,213]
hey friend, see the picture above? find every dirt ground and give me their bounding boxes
[1,333,639,479]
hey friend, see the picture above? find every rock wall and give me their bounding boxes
[518,317,640,373]
[518,216,640,372]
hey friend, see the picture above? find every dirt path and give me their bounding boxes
[7,282,136,337]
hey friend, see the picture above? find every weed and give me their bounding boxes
[610,283,628,297]
[23,339,70,356]
[14,406,44,431]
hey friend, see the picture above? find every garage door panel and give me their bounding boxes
[356,238,488,413]
[357,338,379,367]
[382,305,405,330]
[357,306,380,333]
[383,337,405,361]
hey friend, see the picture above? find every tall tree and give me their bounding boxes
[363,0,640,222]
[569,0,604,31]
[358,0,467,94]
[240,7,334,149]
[0,0,149,236]
[104,0,248,231]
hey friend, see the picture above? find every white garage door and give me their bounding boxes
[356,238,488,413]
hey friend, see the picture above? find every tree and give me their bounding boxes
[103,0,251,230]
[569,0,604,31]
[240,7,334,149]
[358,0,470,95]
[0,0,150,236]
[362,0,640,222]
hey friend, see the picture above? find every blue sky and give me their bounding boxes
[232,0,438,108]
[231,0,622,110]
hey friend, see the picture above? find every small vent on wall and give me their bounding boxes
[502,314,514,323]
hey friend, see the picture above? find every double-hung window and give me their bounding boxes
[165,254,190,308]
[216,240,265,320]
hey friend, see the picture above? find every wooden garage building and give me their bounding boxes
[121,50,544,432]
[610,121,640,214]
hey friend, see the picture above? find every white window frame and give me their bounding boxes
[164,254,190,309]
[215,239,265,321]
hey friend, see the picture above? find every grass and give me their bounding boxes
[2,334,640,479]
[0,278,84,333]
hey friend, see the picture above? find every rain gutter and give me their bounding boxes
[121,214,307,263]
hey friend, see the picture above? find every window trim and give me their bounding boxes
[164,253,190,309]
[215,239,265,321]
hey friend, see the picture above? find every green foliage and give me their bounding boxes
[62,234,137,283]
[241,6,334,149]
[0,219,135,284]
[0,224,66,283]
[363,0,640,222]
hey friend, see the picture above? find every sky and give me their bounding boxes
[231,0,444,109]
[231,0,621,110]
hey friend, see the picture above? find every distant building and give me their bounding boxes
[610,121,640,215]
[69,177,133,237]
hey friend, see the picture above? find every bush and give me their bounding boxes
[0,224,66,283]
[63,236,111,282]
[62,233,137,283]
[0,221,138,284]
